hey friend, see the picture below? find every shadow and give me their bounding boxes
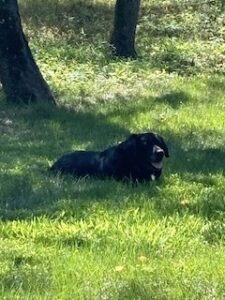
[0,103,129,160]
[0,102,133,220]
[19,0,114,42]
[163,132,225,175]
[154,90,190,109]
[205,76,225,93]
[170,148,225,175]
[159,129,225,175]
[149,46,196,75]
[149,128,225,219]
[17,0,224,78]
[115,278,167,300]
[1,95,225,222]
[0,171,163,221]
[140,0,224,40]
[19,0,224,43]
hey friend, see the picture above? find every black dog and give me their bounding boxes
[50,132,169,182]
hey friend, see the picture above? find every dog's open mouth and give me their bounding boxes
[151,161,163,169]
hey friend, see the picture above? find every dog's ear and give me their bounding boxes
[155,134,169,157]
[117,134,137,152]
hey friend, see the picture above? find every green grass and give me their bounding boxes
[1,0,225,299]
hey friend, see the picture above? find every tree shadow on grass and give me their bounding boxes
[162,129,225,175]
[0,103,132,220]
[140,0,224,40]
[1,123,225,222]
[18,0,224,79]
[205,76,225,93]
[151,128,225,219]
[1,97,225,221]
[0,103,129,163]
[19,0,114,42]
[115,277,169,300]
[154,90,190,109]
[0,172,159,221]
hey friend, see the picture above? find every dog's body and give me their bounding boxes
[50,132,169,182]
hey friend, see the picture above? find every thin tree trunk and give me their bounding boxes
[0,0,56,105]
[110,0,140,58]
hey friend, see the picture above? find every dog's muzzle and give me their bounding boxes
[151,146,164,169]
[151,161,163,169]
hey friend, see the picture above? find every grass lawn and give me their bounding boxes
[1,0,225,299]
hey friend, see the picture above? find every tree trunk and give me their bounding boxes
[110,0,140,59]
[0,0,56,105]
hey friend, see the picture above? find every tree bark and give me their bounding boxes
[0,0,56,105]
[110,0,141,59]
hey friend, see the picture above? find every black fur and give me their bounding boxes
[50,132,169,182]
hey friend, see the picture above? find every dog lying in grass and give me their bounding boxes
[50,132,169,182]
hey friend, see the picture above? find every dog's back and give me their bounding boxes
[50,151,101,177]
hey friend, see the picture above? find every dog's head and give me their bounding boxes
[118,132,169,174]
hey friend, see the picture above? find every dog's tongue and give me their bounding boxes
[152,162,163,169]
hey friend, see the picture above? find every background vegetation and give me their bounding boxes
[0,0,225,298]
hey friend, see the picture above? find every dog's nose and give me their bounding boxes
[156,149,164,160]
